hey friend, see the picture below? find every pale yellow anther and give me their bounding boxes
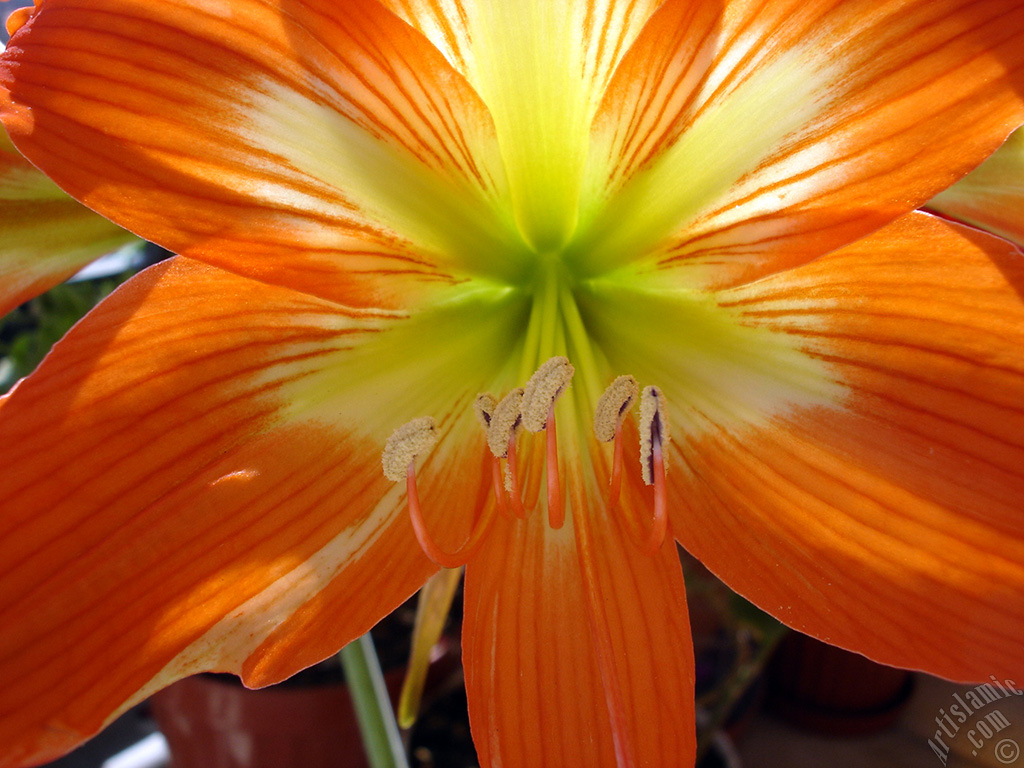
[382,417,438,482]
[474,393,497,430]
[486,388,524,459]
[594,375,639,442]
[521,356,574,432]
[639,386,670,485]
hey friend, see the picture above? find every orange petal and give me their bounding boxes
[671,212,1024,681]
[463,460,695,767]
[929,126,1024,249]
[0,257,498,766]
[0,125,135,316]
[5,6,36,38]
[0,0,517,307]
[572,0,1024,286]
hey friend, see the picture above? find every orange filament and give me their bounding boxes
[646,437,669,554]
[506,439,530,519]
[490,457,513,520]
[607,422,625,508]
[545,408,565,529]
[407,461,496,569]
[610,423,668,555]
[522,444,543,512]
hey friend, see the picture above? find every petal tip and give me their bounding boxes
[4,6,34,38]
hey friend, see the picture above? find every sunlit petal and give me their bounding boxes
[663,213,1024,681]
[463,457,694,767]
[0,0,522,305]
[0,255,520,765]
[0,125,135,316]
[930,126,1024,249]
[380,0,664,250]
[571,0,1024,286]
[3,1,1024,766]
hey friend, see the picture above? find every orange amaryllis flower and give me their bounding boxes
[2,1,1024,766]
[0,115,136,316]
[928,125,1024,248]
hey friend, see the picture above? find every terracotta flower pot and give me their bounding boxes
[767,633,915,736]
[150,638,458,768]
[151,671,395,768]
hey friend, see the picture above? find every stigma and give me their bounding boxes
[382,357,672,567]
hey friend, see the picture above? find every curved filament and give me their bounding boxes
[607,422,625,507]
[491,456,514,520]
[646,439,669,554]
[612,427,669,555]
[407,461,496,568]
[506,439,530,519]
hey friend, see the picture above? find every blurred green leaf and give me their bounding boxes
[0,272,133,393]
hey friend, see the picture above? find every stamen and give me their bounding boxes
[522,357,574,530]
[475,393,512,519]
[646,437,668,555]
[473,392,497,429]
[545,408,564,529]
[505,438,529,519]
[490,454,513,519]
[382,416,438,482]
[486,388,529,517]
[520,356,574,432]
[383,417,496,569]
[639,386,669,484]
[638,386,670,553]
[594,375,639,507]
[486,388,523,459]
[593,375,638,443]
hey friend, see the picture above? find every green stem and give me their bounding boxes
[338,633,410,768]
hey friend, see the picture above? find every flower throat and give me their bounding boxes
[381,350,672,568]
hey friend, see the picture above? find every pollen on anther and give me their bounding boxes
[382,417,438,481]
[486,388,523,458]
[521,356,574,432]
[639,386,670,485]
[473,393,497,430]
[594,375,639,442]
